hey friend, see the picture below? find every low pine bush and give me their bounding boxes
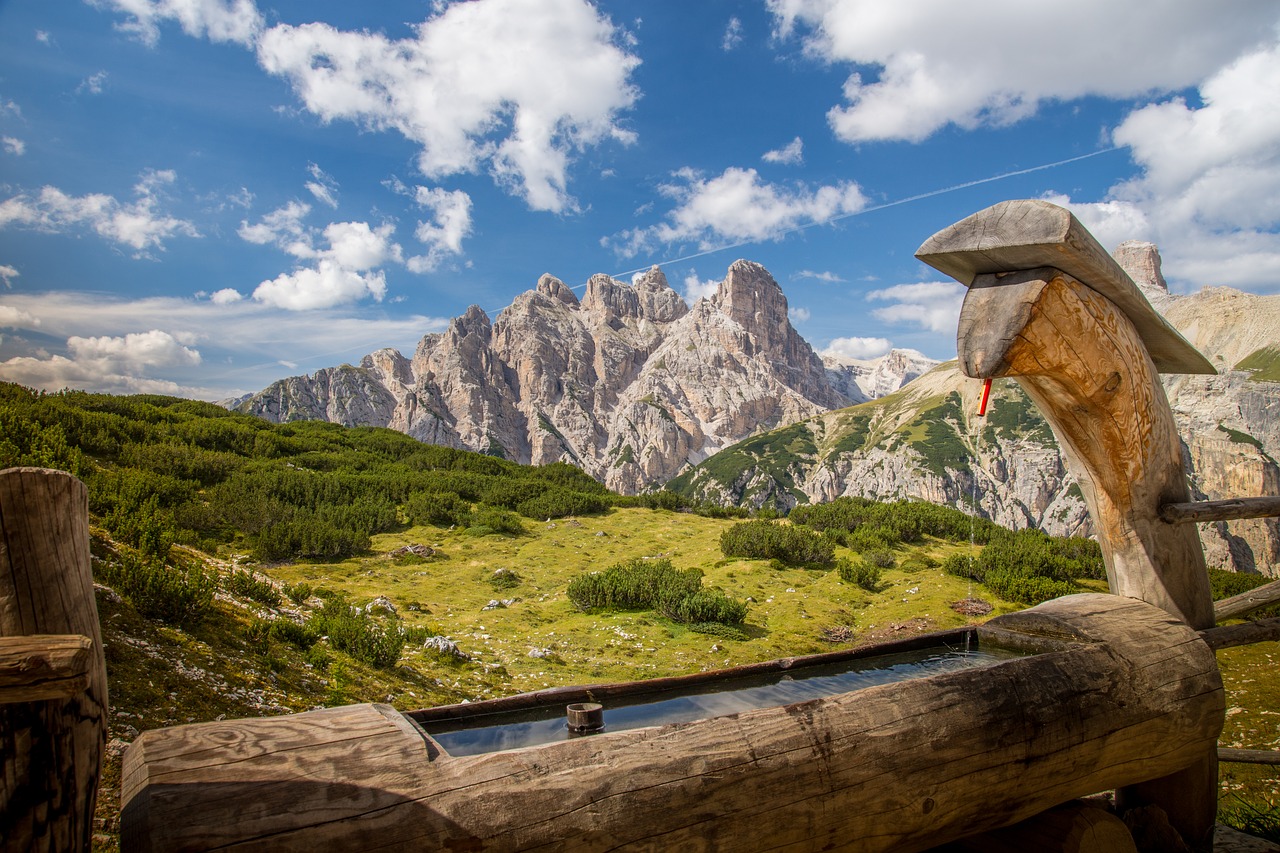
[719,520,834,566]
[567,558,748,627]
[836,557,881,591]
[309,596,406,669]
[96,553,216,627]
[223,569,282,607]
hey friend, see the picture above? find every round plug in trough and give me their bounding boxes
[566,702,604,734]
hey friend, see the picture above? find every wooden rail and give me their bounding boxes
[1,468,108,853]
[1161,496,1280,525]
[1200,616,1280,651]
[1215,579,1280,622]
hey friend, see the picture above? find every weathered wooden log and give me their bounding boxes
[951,801,1138,853]
[1,468,108,853]
[121,594,1222,853]
[0,634,94,703]
[1201,616,1280,651]
[1214,579,1280,622]
[919,200,1221,849]
[1161,496,1280,525]
[1218,748,1280,766]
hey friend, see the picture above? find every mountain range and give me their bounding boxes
[232,248,1280,575]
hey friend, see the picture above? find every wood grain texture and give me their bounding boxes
[0,634,93,702]
[952,801,1138,853]
[1218,748,1280,766]
[1161,497,1280,525]
[916,198,1214,374]
[1214,580,1280,622]
[958,270,1214,630]
[1201,617,1280,651]
[120,594,1223,853]
[0,468,108,853]
[956,269,1220,849]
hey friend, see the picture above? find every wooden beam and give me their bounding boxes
[121,595,1223,853]
[0,634,94,703]
[1,467,108,853]
[1201,616,1280,651]
[1218,748,1280,766]
[916,198,1214,375]
[1160,496,1280,524]
[1214,579,1280,622]
[952,801,1137,853]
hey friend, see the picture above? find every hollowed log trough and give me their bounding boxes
[121,593,1222,852]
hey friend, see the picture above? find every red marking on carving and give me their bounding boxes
[977,378,993,417]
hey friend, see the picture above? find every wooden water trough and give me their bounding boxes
[6,199,1280,852]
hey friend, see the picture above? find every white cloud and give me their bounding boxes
[769,0,1278,143]
[722,16,744,51]
[682,271,719,304]
[305,162,339,208]
[35,30,51,44]
[209,287,243,304]
[866,281,964,333]
[0,169,198,255]
[91,0,264,47]
[788,306,810,323]
[78,70,108,95]
[2,137,25,156]
[794,269,844,283]
[0,329,202,396]
[0,289,447,398]
[1046,40,1280,291]
[256,0,639,213]
[0,265,18,288]
[612,166,867,257]
[762,136,803,166]
[0,304,39,327]
[239,203,403,309]
[822,336,891,360]
[407,187,472,273]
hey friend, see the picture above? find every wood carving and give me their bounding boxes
[1,468,108,853]
[120,594,1222,853]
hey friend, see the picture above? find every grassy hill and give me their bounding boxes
[1,382,1273,847]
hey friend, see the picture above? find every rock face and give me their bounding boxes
[823,348,939,404]
[236,261,849,493]
[671,248,1280,577]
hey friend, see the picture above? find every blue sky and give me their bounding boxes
[2,0,1278,400]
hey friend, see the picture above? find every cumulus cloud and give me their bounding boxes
[90,0,264,47]
[0,265,18,288]
[1045,40,1280,290]
[2,137,25,156]
[769,0,1278,143]
[866,281,965,333]
[788,306,811,323]
[722,16,744,51]
[239,203,403,309]
[256,0,639,213]
[682,271,720,304]
[822,336,892,360]
[611,166,867,257]
[762,137,803,166]
[209,287,243,304]
[0,304,39,327]
[407,187,472,273]
[0,168,198,256]
[0,329,202,395]
[0,289,447,398]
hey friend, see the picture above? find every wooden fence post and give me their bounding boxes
[1,467,108,853]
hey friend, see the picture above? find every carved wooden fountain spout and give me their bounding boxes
[917,198,1222,849]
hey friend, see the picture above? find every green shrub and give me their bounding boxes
[223,569,282,606]
[688,622,749,641]
[488,568,521,590]
[836,557,881,591]
[283,581,314,604]
[95,553,216,627]
[862,549,897,570]
[404,491,472,527]
[309,596,406,669]
[718,520,834,566]
[567,558,748,626]
[468,506,525,536]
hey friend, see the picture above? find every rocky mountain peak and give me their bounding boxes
[713,260,788,328]
[1114,241,1170,304]
[536,273,580,308]
[581,273,641,324]
[632,265,688,323]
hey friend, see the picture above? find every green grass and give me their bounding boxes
[1237,346,1280,382]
